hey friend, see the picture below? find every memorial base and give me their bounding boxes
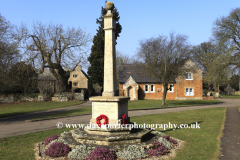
[89,96,130,128]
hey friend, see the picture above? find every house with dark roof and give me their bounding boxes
[38,68,58,93]
[38,66,92,95]
[119,59,203,100]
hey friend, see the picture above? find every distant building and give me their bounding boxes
[38,68,58,93]
[38,66,92,95]
[224,84,236,93]
[68,66,92,95]
[119,59,203,100]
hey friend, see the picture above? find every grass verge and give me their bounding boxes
[32,100,221,120]
[0,107,225,160]
[0,101,85,118]
[220,94,240,99]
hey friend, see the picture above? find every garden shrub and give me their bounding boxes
[44,142,71,157]
[162,135,178,144]
[147,141,169,157]
[68,145,93,160]
[87,146,116,160]
[116,145,147,160]
[44,135,60,146]
[45,138,64,149]
[158,137,173,149]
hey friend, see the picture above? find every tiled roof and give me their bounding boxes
[119,59,200,84]
[119,64,161,83]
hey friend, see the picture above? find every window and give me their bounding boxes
[169,84,174,92]
[73,82,78,87]
[186,88,193,96]
[73,74,78,78]
[186,72,192,80]
[150,84,154,92]
[144,84,148,93]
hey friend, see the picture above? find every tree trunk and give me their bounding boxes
[162,83,168,106]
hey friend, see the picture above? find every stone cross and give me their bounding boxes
[102,2,117,97]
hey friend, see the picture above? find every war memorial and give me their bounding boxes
[35,2,184,159]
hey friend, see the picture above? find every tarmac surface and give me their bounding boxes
[218,106,240,160]
[0,98,239,159]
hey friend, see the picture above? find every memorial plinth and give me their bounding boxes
[89,96,130,127]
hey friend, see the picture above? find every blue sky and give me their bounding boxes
[0,0,238,67]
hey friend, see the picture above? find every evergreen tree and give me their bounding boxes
[88,6,122,87]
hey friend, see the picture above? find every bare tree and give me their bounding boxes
[17,22,91,92]
[137,32,192,105]
[192,41,232,90]
[0,14,20,94]
[212,7,240,69]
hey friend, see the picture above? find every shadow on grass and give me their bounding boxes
[129,101,222,111]
[0,110,68,123]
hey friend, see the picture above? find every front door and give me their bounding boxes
[128,87,134,100]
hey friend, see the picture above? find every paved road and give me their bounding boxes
[0,99,239,139]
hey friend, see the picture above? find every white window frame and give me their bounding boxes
[150,84,154,93]
[186,72,193,80]
[73,82,78,87]
[186,88,193,96]
[169,84,174,92]
[144,84,149,93]
[73,74,78,78]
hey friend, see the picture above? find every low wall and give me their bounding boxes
[233,91,240,95]
[0,95,14,103]
[203,96,214,100]
[52,96,68,102]
[0,94,38,103]
[74,93,84,101]
[0,92,85,103]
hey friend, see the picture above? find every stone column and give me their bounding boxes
[89,2,130,128]
[102,2,117,97]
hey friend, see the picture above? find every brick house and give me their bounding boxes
[68,66,92,95]
[119,59,203,100]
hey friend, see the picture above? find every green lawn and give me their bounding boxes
[0,107,226,160]
[128,99,221,110]
[131,107,226,160]
[0,101,85,118]
[220,94,240,99]
[32,100,221,120]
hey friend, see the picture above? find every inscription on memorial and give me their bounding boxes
[94,103,116,114]
[93,102,118,119]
